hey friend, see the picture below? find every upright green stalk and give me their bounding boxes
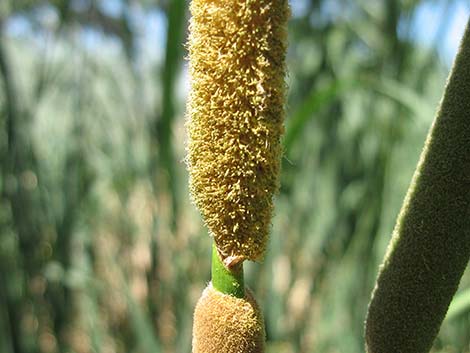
[211,243,244,298]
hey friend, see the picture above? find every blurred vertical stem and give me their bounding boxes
[148,3,186,349]
[0,26,23,353]
[153,0,186,230]
[0,25,17,155]
[0,24,39,353]
[0,277,14,353]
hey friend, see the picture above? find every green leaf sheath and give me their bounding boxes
[211,243,245,298]
[365,19,470,353]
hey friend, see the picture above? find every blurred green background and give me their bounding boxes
[1,0,470,352]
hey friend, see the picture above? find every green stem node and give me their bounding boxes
[211,243,244,298]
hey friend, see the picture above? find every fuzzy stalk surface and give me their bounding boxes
[186,0,289,261]
[365,19,470,353]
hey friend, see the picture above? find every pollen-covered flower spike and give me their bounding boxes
[186,0,289,262]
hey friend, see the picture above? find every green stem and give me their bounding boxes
[211,243,244,298]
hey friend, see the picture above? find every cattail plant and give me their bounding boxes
[365,18,470,353]
[187,0,289,351]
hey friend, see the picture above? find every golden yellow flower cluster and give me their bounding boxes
[187,0,289,261]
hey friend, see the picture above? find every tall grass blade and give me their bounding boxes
[284,80,354,156]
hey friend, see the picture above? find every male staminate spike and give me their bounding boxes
[187,0,288,262]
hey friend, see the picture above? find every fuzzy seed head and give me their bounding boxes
[186,0,289,260]
[192,284,265,353]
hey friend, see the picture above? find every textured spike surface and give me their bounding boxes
[192,284,265,353]
[365,19,470,353]
[186,0,289,261]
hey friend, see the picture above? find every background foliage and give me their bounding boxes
[1,0,470,352]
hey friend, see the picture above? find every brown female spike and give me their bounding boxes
[192,284,265,353]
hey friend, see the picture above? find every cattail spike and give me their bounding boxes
[187,0,289,261]
[192,284,265,353]
[365,18,470,353]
